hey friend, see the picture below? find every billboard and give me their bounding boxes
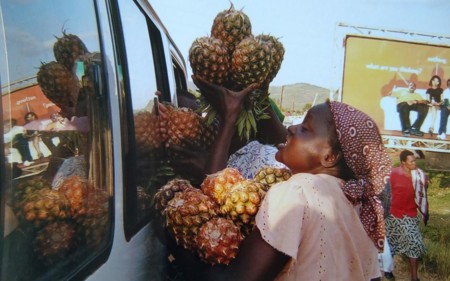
[341,35,450,138]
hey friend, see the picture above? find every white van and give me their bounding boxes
[1,1,188,280]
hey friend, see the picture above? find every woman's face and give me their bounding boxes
[403,155,417,171]
[432,77,440,88]
[25,114,36,122]
[275,103,333,174]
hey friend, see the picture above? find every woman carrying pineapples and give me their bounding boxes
[166,76,391,281]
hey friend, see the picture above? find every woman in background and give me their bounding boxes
[426,75,443,136]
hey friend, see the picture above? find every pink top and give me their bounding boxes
[255,173,380,281]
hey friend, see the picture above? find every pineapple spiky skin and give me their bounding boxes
[166,107,203,149]
[196,217,243,265]
[189,37,230,86]
[201,168,244,205]
[134,110,165,150]
[154,178,194,214]
[253,166,292,189]
[58,176,90,217]
[74,188,109,249]
[21,188,70,228]
[32,221,76,265]
[220,179,267,235]
[211,3,252,54]
[37,61,80,117]
[53,32,89,71]
[230,36,273,91]
[165,187,219,251]
[10,178,52,213]
[255,34,285,89]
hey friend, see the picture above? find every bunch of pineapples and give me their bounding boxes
[189,3,285,140]
[8,175,110,264]
[155,166,291,265]
[133,103,218,191]
[37,31,92,118]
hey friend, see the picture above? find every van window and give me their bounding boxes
[117,0,171,237]
[1,1,112,280]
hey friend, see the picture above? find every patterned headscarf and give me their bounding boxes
[329,101,392,251]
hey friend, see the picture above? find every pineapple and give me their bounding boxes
[21,188,70,228]
[154,178,194,214]
[53,32,89,71]
[201,168,244,205]
[255,34,285,89]
[189,37,230,86]
[32,221,76,265]
[75,188,110,249]
[164,187,219,250]
[58,176,90,217]
[220,179,267,235]
[230,36,272,91]
[165,107,203,149]
[211,3,252,54]
[10,178,52,213]
[196,217,243,265]
[134,110,165,149]
[254,166,292,189]
[37,61,80,117]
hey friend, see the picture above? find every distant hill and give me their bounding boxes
[187,81,330,113]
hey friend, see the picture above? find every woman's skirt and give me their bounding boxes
[385,214,426,258]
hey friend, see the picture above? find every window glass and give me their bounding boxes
[1,1,112,280]
[117,0,163,234]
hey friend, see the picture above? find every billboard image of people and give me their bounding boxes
[341,36,450,140]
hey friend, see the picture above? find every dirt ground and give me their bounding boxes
[381,255,441,281]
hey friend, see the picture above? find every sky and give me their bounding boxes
[151,0,450,88]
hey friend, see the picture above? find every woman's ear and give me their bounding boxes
[321,149,342,168]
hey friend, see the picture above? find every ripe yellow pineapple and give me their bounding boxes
[164,187,219,250]
[196,217,243,265]
[211,3,252,54]
[10,177,52,213]
[189,36,230,86]
[32,221,76,265]
[21,188,70,228]
[254,166,292,189]
[201,168,244,205]
[220,179,267,235]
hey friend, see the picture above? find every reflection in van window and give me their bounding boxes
[1,1,112,280]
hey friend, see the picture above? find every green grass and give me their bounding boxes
[420,170,450,280]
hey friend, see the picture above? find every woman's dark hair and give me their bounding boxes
[429,75,441,87]
[399,149,414,162]
[24,112,38,123]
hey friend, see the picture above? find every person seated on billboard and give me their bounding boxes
[39,112,85,158]
[3,118,34,166]
[24,111,46,159]
[389,82,428,137]
[437,78,450,140]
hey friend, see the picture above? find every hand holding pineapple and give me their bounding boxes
[192,75,258,123]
